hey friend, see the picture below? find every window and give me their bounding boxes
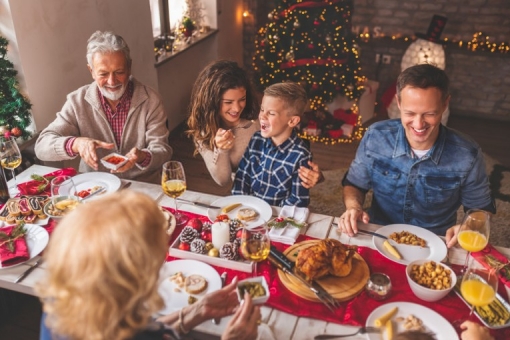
[149,0,198,38]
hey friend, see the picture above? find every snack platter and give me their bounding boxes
[453,284,510,329]
[169,237,254,273]
[0,196,50,225]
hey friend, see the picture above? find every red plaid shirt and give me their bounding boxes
[66,81,151,167]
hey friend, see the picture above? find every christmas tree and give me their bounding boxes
[253,0,366,144]
[0,35,32,140]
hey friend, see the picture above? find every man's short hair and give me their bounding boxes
[86,31,131,69]
[396,64,449,102]
[264,82,308,117]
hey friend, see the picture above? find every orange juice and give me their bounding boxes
[460,280,496,306]
[458,230,488,252]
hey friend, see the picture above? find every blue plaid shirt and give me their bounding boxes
[232,130,311,207]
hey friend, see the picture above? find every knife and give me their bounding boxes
[15,258,43,283]
[212,272,227,325]
[81,187,106,200]
[356,228,388,240]
[176,198,221,210]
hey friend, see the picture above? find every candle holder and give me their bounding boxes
[366,273,392,300]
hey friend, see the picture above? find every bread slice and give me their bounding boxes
[237,208,258,222]
[185,274,208,294]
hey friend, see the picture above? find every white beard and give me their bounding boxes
[99,83,126,101]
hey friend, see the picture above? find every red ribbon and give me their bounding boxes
[280,57,347,69]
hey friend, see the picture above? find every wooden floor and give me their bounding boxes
[2,112,509,340]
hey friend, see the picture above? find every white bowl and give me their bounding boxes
[100,153,129,170]
[237,276,270,305]
[406,259,457,302]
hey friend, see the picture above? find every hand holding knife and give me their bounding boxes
[212,272,228,324]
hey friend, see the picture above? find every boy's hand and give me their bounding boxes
[298,161,323,188]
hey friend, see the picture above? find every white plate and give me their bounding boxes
[373,224,447,265]
[0,224,49,269]
[366,301,458,340]
[157,260,222,315]
[71,172,121,200]
[207,195,272,228]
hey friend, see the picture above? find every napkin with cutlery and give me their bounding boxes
[17,167,77,196]
[268,205,309,245]
[0,225,29,267]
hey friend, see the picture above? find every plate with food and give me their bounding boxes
[157,260,222,314]
[207,195,272,228]
[277,239,370,302]
[0,196,50,226]
[366,301,458,340]
[372,224,447,265]
[0,224,49,269]
[71,172,121,200]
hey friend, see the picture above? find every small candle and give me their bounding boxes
[212,222,230,249]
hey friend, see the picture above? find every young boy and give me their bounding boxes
[232,82,311,207]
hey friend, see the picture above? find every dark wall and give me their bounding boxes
[242,0,510,120]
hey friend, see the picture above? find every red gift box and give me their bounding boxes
[328,129,343,138]
[471,244,510,290]
[333,108,358,125]
[0,225,29,267]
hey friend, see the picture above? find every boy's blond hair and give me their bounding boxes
[263,82,308,117]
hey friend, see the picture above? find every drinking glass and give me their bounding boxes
[240,224,271,277]
[0,137,22,196]
[457,209,490,271]
[161,161,188,226]
[50,175,80,214]
[460,265,498,321]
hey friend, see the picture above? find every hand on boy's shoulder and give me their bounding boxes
[298,160,323,188]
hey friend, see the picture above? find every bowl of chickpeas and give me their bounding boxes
[406,259,457,302]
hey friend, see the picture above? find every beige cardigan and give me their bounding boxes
[35,78,172,184]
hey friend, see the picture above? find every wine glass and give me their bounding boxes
[0,137,22,196]
[457,209,490,271]
[161,161,188,226]
[240,224,271,277]
[459,264,498,322]
[50,175,81,215]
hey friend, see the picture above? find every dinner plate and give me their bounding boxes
[372,224,447,265]
[157,260,222,315]
[207,195,272,228]
[0,224,49,269]
[366,301,459,340]
[71,172,121,200]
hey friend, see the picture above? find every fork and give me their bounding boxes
[230,119,255,131]
[314,326,380,339]
[315,286,341,310]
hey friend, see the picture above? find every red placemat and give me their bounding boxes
[166,208,510,340]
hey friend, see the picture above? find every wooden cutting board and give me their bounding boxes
[277,240,370,302]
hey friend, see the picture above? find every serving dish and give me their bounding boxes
[100,153,129,170]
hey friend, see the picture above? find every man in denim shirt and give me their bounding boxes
[338,64,495,247]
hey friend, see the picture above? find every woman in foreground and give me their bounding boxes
[187,59,322,188]
[36,190,260,340]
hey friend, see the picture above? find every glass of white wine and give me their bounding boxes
[240,223,271,277]
[161,161,188,226]
[0,137,22,196]
[50,175,81,216]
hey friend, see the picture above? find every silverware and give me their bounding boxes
[176,198,220,210]
[121,181,132,190]
[268,253,340,312]
[230,120,254,131]
[356,229,388,240]
[15,258,43,283]
[81,187,106,200]
[314,326,380,339]
[212,272,228,325]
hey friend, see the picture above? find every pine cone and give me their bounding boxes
[190,239,206,254]
[220,242,238,260]
[202,222,212,232]
[179,226,199,243]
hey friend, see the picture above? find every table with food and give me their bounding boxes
[1,164,509,340]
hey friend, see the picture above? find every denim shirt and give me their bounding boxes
[343,119,495,235]
[232,130,311,207]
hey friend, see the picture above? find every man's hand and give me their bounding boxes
[337,208,370,237]
[298,161,324,189]
[72,137,114,170]
[445,224,461,248]
[111,147,144,173]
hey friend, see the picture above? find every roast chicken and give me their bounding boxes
[295,239,356,280]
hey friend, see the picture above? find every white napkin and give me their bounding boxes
[268,205,309,245]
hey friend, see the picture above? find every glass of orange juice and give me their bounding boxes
[460,265,498,317]
[457,209,490,271]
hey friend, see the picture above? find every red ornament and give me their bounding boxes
[308,43,315,49]
[3,131,11,139]
[311,83,319,90]
[178,242,190,251]
[201,229,212,242]
[186,218,203,232]
[236,229,243,239]
[11,127,22,137]
[215,214,230,222]
[314,20,320,26]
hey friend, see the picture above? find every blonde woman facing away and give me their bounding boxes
[187,60,323,188]
[36,191,260,340]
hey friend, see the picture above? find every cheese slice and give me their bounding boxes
[374,306,398,327]
[222,203,241,214]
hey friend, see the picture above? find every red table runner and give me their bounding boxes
[166,208,510,340]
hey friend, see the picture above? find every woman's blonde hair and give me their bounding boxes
[186,60,259,154]
[36,190,168,340]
